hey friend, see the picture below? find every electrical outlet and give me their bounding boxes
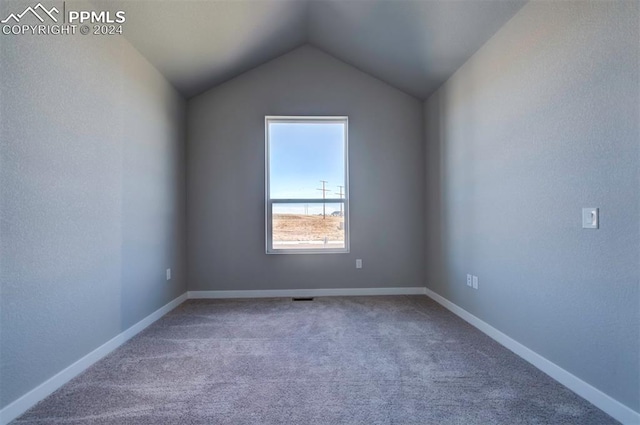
[356,259,362,269]
[166,268,171,280]
[467,274,472,287]
[472,275,478,289]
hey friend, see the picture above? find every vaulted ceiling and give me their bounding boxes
[115,0,527,99]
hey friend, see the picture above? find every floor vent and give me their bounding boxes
[292,297,314,302]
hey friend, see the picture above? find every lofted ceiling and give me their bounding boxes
[113,0,527,99]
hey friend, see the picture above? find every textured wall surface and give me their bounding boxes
[424,0,639,412]
[188,45,425,291]
[0,20,187,407]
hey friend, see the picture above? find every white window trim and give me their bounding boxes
[265,116,350,254]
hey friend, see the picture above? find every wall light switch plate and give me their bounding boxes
[472,276,478,289]
[166,268,171,280]
[467,274,472,287]
[582,208,599,229]
[356,259,362,269]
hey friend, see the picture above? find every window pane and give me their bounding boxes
[269,122,345,199]
[272,203,345,250]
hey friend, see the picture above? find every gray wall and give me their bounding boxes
[424,0,639,412]
[187,45,424,291]
[0,19,187,407]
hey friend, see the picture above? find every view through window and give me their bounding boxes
[265,116,349,253]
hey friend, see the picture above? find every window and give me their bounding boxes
[265,116,349,254]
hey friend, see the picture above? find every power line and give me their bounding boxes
[317,180,329,219]
[335,185,344,217]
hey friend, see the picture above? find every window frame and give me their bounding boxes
[265,115,350,254]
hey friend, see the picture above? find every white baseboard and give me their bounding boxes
[7,287,634,424]
[0,293,188,425]
[188,287,427,299]
[0,288,422,424]
[424,287,640,425]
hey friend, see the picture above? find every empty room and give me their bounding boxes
[1,0,638,423]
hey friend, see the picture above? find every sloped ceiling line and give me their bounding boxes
[117,0,527,100]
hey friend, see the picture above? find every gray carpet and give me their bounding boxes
[13,296,617,424]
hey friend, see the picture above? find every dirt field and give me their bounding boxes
[273,214,345,241]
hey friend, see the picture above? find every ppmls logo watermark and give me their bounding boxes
[2,2,126,36]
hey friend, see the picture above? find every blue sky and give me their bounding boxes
[269,122,345,200]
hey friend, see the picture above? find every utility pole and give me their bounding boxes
[317,180,329,219]
[335,185,344,217]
